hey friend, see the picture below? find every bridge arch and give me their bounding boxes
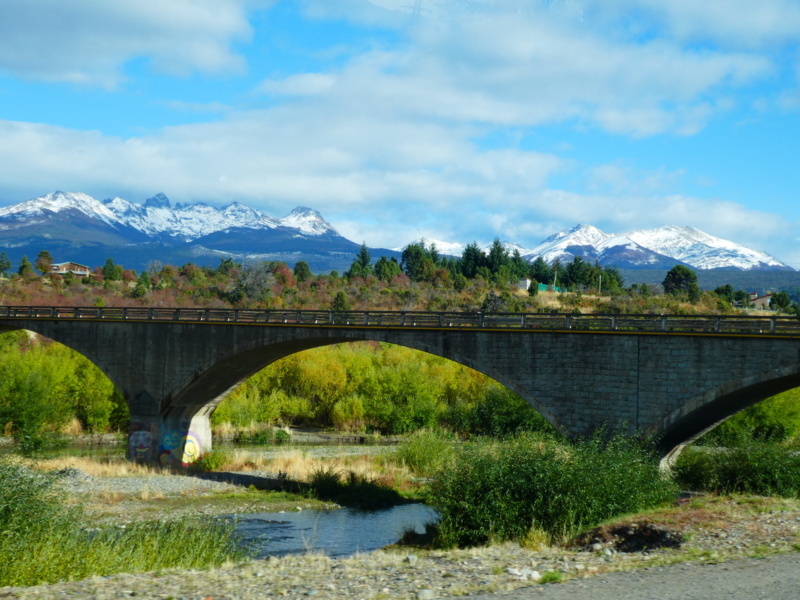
[171,334,564,440]
[658,367,800,465]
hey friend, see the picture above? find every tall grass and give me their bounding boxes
[0,457,247,587]
[675,442,800,497]
[394,429,455,476]
[430,433,677,547]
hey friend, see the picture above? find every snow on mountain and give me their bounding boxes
[393,238,466,256]
[525,224,793,271]
[482,240,533,256]
[0,191,341,247]
[524,224,661,266]
[278,207,337,237]
[626,225,789,271]
[0,191,120,227]
[101,194,282,242]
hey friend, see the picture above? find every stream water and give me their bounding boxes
[230,503,439,558]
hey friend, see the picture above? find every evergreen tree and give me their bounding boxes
[0,252,11,277]
[427,242,441,267]
[510,249,528,279]
[770,291,792,311]
[401,243,434,281]
[601,266,625,293]
[714,284,735,304]
[346,243,373,279]
[17,255,34,277]
[487,239,509,276]
[331,291,351,311]
[374,256,403,281]
[102,258,122,281]
[662,265,701,302]
[528,257,552,286]
[293,260,313,283]
[459,242,486,279]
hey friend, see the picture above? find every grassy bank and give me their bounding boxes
[0,456,249,587]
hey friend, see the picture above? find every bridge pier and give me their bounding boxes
[127,410,213,465]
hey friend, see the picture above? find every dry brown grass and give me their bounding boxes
[28,448,412,489]
[215,448,411,485]
[60,418,84,436]
[30,456,163,477]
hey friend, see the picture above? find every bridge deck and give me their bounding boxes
[1,306,799,337]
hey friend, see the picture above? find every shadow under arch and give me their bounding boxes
[170,334,565,439]
[658,369,800,467]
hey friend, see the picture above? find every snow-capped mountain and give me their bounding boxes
[0,191,356,272]
[102,193,281,242]
[0,191,793,274]
[278,207,335,236]
[525,224,792,271]
[0,191,119,226]
[625,225,788,271]
[1,191,340,243]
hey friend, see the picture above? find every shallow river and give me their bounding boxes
[229,503,438,558]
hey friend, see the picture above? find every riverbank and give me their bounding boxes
[2,465,800,599]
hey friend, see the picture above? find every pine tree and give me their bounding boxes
[17,255,34,277]
[0,252,11,277]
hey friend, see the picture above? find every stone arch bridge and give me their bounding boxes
[1,306,799,464]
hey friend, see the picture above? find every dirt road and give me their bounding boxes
[472,552,800,600]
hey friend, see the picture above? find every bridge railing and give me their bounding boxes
[1,306,799,336]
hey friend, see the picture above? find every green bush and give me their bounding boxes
[197,447,232,471]
[430,433,677,547]
[675,443,800,497]
[394,429,454,476]
[469,387,554,437]
[0,456,246,587]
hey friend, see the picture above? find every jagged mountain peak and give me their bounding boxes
[144,193,171,209]
[279,206,337,236]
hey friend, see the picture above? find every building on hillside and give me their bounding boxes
[749,292,774,310]
[51,262,91,277]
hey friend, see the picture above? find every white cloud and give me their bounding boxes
[0,0,253,87]
[593,0,800,49]
[0,0,798,263]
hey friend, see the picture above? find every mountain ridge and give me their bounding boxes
[0,191,793,275]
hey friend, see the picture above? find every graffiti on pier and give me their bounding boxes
[158,426,203,466]
[129,428,154,462]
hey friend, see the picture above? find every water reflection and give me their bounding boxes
[231,504,438,558]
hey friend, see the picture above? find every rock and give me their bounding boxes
[416,589,436,600]
[590,543,604,552]
[406,554,419,565]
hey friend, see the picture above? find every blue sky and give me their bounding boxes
[1,0,799,266]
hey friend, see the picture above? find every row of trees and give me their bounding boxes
[3,245,798,315]
[345,240,627,294]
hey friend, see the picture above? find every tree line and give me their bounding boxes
[1,245,798,315]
